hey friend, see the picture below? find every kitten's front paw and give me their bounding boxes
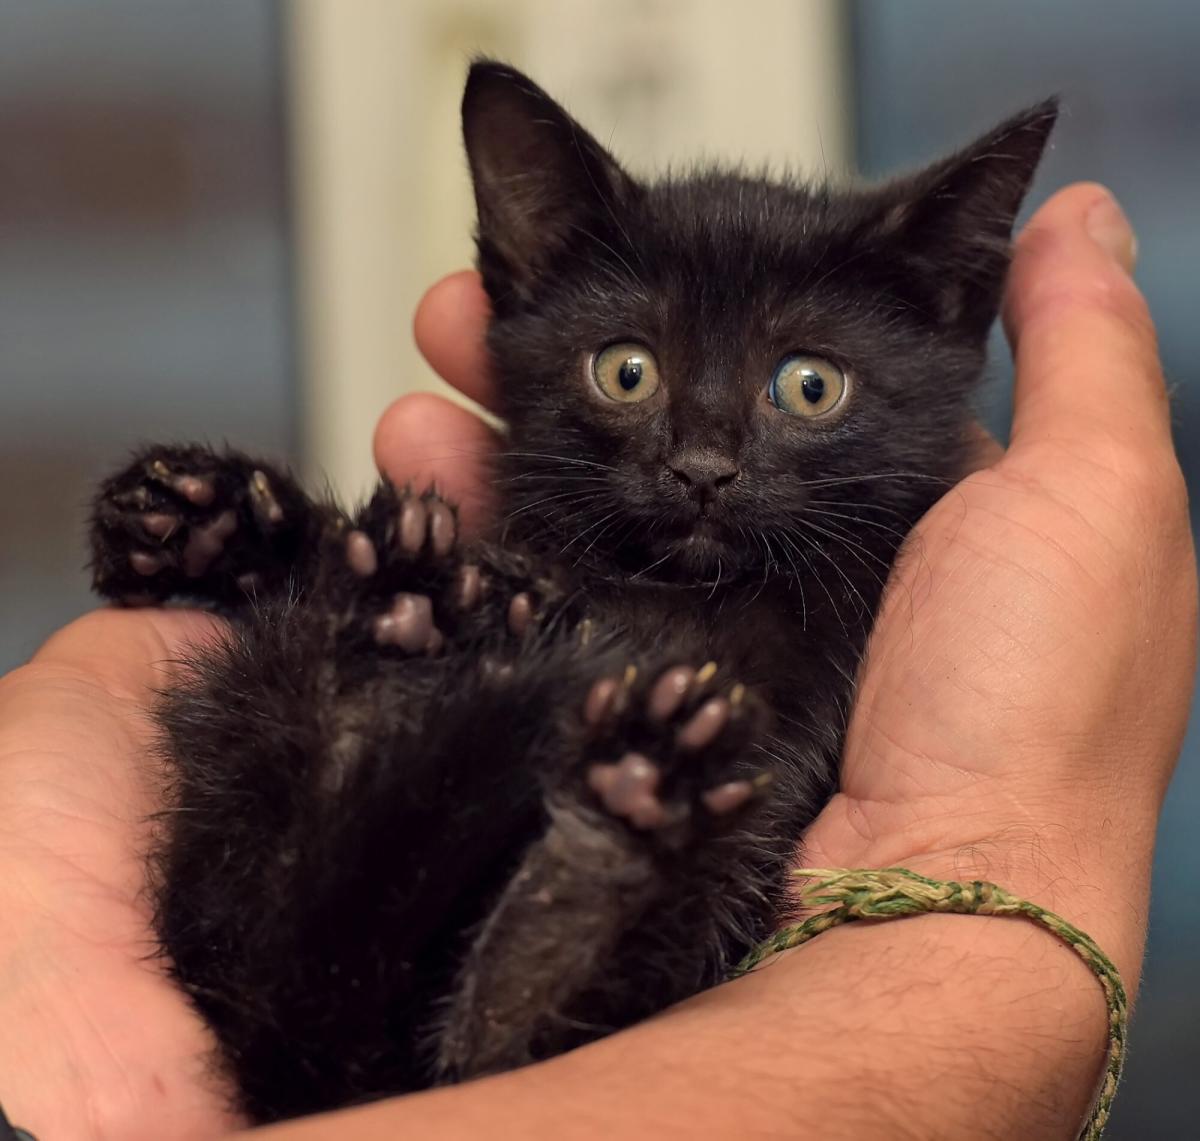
[351,485,571,653]
[346,487,455,655]
[580,663,771,839]
[91,447,300,603]
[349,485,459,577]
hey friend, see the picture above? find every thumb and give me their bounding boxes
[1003,183,1168,458]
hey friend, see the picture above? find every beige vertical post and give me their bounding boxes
[288,0,850,499]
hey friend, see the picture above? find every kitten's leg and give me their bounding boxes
[153,617,582,1120]
[436,660,779,1081]
[91,445,335,607]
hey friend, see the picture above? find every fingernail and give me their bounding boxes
[1086,191,1138,273]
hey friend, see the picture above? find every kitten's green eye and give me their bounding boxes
[592,343,661,403]
[768,355,847,418]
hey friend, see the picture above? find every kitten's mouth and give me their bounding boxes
[652,520,738,576]
[679,521,724,546]
[615,508,745,582]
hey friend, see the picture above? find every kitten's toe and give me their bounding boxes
[700,774,772,816]
[452,563,486,609]
[365,485,460,564]
[146,457,217,506]
[345,530,380,577]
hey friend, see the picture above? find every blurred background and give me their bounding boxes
[1,0,1195,1132]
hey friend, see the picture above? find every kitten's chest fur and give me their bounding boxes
[559,570,867,753]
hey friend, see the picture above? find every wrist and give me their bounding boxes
[781,909,1109,1139]
[809,779,1157,993]
[251,904,1111,1141]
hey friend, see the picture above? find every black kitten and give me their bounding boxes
[89,62,1055,1123]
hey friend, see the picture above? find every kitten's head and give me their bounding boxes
[462,61,1055,583]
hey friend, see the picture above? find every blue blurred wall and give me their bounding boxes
[0,0,294,669]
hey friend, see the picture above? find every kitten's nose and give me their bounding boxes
[667,449,739,500]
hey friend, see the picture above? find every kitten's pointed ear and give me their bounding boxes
[873,100,1058,337]
[462,60,636,301]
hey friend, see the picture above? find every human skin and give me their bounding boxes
[0,184,1193,1140]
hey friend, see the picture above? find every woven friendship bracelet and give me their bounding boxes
[733,867,1127,1141]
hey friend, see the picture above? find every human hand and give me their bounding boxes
[803,183,1195,989]
[0,610,239,1141]
[378,183,1196,995]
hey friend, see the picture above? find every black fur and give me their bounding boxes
[89,62,1055,1123]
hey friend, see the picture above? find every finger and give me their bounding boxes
[372,392,501,535]
[412,270,498,411]
[1003,183,1167,456]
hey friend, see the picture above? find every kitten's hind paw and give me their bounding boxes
[580,663,771,839]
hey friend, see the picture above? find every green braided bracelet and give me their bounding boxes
[733,867,1127,1141]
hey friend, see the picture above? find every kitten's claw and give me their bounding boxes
[249,470,285,526]
[149,459,215,506]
